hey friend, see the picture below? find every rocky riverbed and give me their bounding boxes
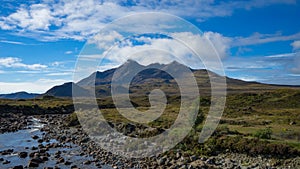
[0,115,108,169]
[1,113,300,169]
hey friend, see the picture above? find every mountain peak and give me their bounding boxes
[169,60,181,65]
[162,60,189,70]
[118,59,144,70]
[44,82,91,97]
[126,59,138,63]
[121,59,143,68]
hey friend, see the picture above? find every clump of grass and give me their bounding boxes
[253,127,273,139]
[65,112,80,126]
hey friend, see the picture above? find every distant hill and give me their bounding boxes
[43,60,300,98]
[43,82,91,97]
[0,91,39,99]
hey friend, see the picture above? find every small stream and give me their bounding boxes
[0,117,109,169]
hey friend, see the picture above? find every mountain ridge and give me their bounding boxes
[2,60,299,99]
[0,91,39,99]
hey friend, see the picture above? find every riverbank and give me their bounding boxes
[42,114,300,169]
[1,113,300,169]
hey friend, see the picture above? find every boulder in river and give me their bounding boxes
[28,159,39,167]
[2,159,10,164]
[18,151,28,158]
[32,135,39,139]
[12,165,24,169]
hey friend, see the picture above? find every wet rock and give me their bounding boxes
[39,148,48,153]
[41,156,49,161]
[55,150,61,155]
[31,157,43,163]
[3,160,10,164]
[190,155,197,162]
[206,157,216,165]
[31,146,38,150]
[18,151,28,158]
[32,135,39,139]
[95,163,102,167]
[38,144,45,149]
[157,157,166,165]
[29,152,36,158]
[57,157,64,163]
[1,149,14,155]
[71,165,79,169]
[12,165,24,169]
[64,161,72,165]
[83,160,91,165]
[28,159,39,167]
[80,137,90,143]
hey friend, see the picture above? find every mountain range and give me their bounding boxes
[1,60,299,99]
[0,91,39,99]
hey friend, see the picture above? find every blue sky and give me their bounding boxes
[0,0,300,93]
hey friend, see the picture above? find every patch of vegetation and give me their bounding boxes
[171,128,299,158]
[253,127,273,139]
[2,88,300,158]
[65,112,80,126]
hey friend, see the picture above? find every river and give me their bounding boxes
[0,117,110,169]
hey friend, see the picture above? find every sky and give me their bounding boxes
[0,0,300,94]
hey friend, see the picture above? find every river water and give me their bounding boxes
[0,117,109,169]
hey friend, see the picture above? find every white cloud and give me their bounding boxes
[85,31,230,72]
[265,53,296,58]
[3,3,55,31]
[65,50,73,54]
[290,41,300,73]
[232,32,300,47]
[0,78,68,94]
[290,51,300,74]
[0,40,25,45]
[46,72,73,76]
[171,31,231,59]
[291,40,300,51]
[88,30,124,50]
[50,61,64,66]
[0,0,295,41]
[0,57,47,70]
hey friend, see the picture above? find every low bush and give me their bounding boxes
[65,112,80,126]
[253,127,272,139]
